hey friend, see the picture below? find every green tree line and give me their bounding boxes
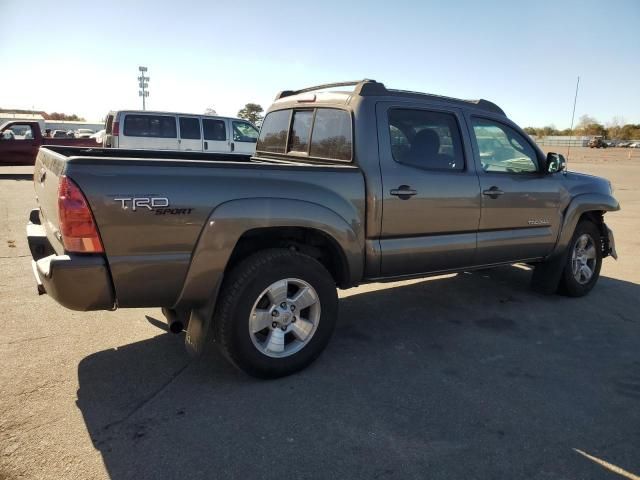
[524,115,640,140]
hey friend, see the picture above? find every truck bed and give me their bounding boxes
[33,146,366,309]
[41,145,254,164]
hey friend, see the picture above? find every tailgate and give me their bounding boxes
[33,147,67,255]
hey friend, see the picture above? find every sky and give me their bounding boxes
[1,0,638,128]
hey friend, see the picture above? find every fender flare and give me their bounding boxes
[174,197,363,310]
[550,192,620,257]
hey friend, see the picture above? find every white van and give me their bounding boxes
[103,110,259,154]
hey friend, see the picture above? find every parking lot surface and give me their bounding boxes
[1,148,639,479]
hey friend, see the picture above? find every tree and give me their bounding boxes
[237,103,264,125]
[46,112,85,121]
[575,114,605,137]
[607,116,625,140]
[204,107,217,116]
[576,114,598,129]
[620,124,640,141]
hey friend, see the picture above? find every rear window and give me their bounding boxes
[123,114,177,138]
[257,108,352,161]
[309,109,352,161]
[288,110,313,153]
[203,119,226,141]
[256,109,290,153]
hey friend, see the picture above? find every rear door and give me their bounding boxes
[202,118,230,153]
[178,116,203,151]
[231,120,259,154]
[468,116,564,264]
[377,104,481,276]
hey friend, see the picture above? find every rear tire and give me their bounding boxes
[558,220,602,297]
[213,249,338,378]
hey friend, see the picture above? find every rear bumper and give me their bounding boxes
[27,209,115,311]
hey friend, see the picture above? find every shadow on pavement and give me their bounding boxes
[76,266,640,479]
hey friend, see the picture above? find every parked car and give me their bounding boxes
[89,129,105,143]
[75,128,95,138]
[588,137,607,148]
[617,141,631,148]
[1,129,16,140]
[103,110,259,155]
[26,80,619,378]
[51,130,68,138]
[0,121,98,165]
[629,142,640,148]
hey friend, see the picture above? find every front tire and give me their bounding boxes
[213,249,338,378]
[558,220,602,297]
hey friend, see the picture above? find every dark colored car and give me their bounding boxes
[588,137,608,148]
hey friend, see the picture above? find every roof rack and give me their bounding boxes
[274,79,505,115]
[274,79,387,100]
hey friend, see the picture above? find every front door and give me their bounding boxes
[378,104,481,277]
[231,120,259,154]
[468,116,564,264]
[202,118,230,153]
[178,116,203,151]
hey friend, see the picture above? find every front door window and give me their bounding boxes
[471,119,538,173]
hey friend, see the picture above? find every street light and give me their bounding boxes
[138,66,150,110]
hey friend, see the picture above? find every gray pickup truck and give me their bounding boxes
[27,80,619,378]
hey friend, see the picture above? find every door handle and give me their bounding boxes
[204,141,208,150]
[230,142,235,152]
[482,186,505,198]
[390,185,417,200]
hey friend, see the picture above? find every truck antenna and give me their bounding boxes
[567,76,580,162]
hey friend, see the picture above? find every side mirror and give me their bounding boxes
[545,152,566,173]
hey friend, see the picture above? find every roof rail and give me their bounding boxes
[273,80,505,115]
[274,79,387,100]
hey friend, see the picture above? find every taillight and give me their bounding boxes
[58,176,104,253]
[112,121,119,136]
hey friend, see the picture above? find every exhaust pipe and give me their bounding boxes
[161,308,188,334]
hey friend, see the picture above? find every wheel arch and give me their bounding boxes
[551,192,619,258]
[173,198,363,311]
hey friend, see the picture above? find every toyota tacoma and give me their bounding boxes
[26,80,619,378]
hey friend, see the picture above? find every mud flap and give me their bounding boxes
[531,250,569,295]
[184,306,212,357]
[184,277,224,356]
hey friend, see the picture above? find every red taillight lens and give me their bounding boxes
[112,121,119,136]
[58,176,104,253]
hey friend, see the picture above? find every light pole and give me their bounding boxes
[138,66,150,110]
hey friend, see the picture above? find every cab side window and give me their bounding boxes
[471,118,538,173]
[388,109,464,171]
[0,124,33,141]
